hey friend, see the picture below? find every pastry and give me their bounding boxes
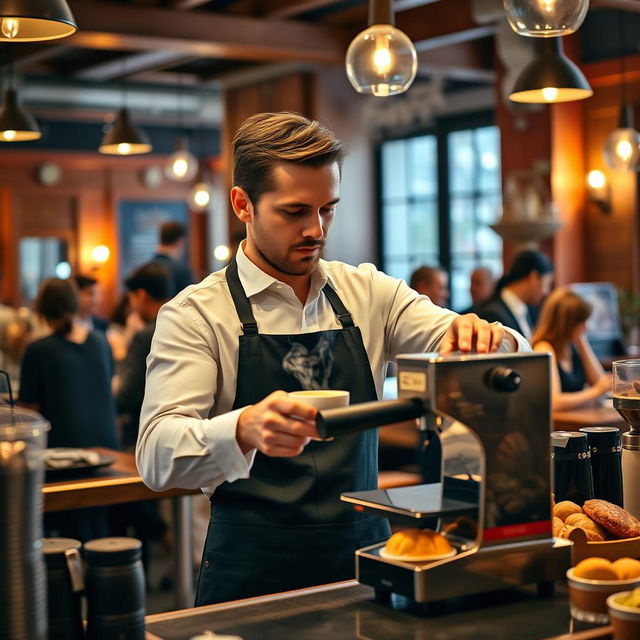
[552,516,564,537]
[583,499,640,539]
[385,528,452,557]
[553,500,583,521]
[564,513,607,540]
[573,557,619,581]
[613,558,640,580]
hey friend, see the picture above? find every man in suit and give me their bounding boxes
[151,221,194,296]
[409,265,449,307]
[475,250,554,341]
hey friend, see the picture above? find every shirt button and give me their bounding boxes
[204,560,210,569]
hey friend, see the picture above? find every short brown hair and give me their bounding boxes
[232,112,344,205]
[35,278,79,335]
[160,221,187,245]
[531,287,592,354]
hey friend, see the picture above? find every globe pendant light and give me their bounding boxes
[0,87,41,141]
[0,0,77,41]
[166,135,198,181]
[504,0,589,38]
[602,15,640,172]
[190,179,211,211]
[509,37,592,103]
[603,104,640,171]
[99,107,151,155]
[345,0,417,97]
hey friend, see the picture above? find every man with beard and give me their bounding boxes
[137,112,529,606]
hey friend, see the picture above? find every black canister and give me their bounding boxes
[43,538,84,640]
[84,538,145,640]
[551,431,594,506]
[580,426,623,506]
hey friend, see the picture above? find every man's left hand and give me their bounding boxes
[439,314,506,354]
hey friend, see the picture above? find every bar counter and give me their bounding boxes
[145,580,613,640]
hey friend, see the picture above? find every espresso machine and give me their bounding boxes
[316,352,572,604]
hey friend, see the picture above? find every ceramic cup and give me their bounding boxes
[288,389,350,410]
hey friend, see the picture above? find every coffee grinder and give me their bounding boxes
[316,352,572,603]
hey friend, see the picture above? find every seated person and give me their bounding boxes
[531,287,612,411]
[409,265,449,307]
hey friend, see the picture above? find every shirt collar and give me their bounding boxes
[234,241,328,300]
[501,288,528,320]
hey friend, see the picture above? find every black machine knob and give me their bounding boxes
[485,366,522,392]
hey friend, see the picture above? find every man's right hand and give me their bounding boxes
[236,390,320,456]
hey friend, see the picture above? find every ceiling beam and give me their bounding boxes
[592,0,640,10]
[266,0,440,19]
[65,1,350,64]
[75,51,196,81]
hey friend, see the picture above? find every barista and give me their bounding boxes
[136,112,530,606]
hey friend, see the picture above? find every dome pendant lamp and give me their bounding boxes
[504,0,589,38]
[0,0,77,41]
[0,86,41,141]
[509,37,592,103]
[99,107,151,155]
[345,0,417,97]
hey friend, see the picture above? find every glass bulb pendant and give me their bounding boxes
[345,24,417,97]
[603,128,640,171]
[165,149,198,182]
[190,182,211,210]
[504,0,589,37]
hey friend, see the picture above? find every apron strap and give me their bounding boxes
[225,256,258,335]
[225,255,356,333]
[322,282,355,328]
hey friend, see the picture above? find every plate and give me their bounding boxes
[44,452,117,479]
[378,547,457,562]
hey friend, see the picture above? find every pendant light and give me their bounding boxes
[99,64,151,155]
[189,162,211,211]
[345,0,417,97]
[0,0,77,41]
[603,15,640,171]
[165,78,197,181]
[504,0,589,38]
[509,37,592,103]
[0,64,40,141]
[99,107,151,155]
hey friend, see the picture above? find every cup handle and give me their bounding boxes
[64,548,85,593]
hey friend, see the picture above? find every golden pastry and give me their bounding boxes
[613,558,640,580]
[553,500,583,522]
[583,499,640,539]
[573,557,619,581]
[385,528,452,557]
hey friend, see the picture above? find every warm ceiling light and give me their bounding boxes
[0,87,41,141]
[587,169,606,190]
[0,0,77,41]
[504,0,589,37]
[214,245,231,262]
[165,136,198,182]
[345,0,417,97]
[603,105,640,171]
[509,37,592,103]
[99,108,152,155]
[91,245,110,263]
[190,181,211,210]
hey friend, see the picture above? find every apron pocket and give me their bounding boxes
[196,549,286,606]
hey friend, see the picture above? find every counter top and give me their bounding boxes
[145,580,613,640]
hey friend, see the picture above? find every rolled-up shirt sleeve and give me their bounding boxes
[136,300,254,494]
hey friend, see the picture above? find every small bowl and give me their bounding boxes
[566,568,640,624]
[607,592,640,640]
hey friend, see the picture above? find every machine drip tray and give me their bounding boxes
[342,482,477,521]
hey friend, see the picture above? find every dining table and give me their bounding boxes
[43,447,201,609]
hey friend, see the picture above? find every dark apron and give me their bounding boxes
[195,257,390,605]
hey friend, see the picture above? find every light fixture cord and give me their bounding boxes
[619,10,628,107]
[369,0,393,26]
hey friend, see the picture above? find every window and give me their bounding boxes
[378,112,502,310]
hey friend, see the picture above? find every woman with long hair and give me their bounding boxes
[19,278,119,540]
[532,287,612,411]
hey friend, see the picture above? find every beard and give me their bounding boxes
[250,210,326,277]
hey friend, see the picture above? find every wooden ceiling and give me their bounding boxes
[2,0,640,100]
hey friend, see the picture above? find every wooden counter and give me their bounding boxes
[553,407,625,433]
[144,580,613,640]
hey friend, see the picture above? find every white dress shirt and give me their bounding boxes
[500,288,532,340]
[136,245,529,496]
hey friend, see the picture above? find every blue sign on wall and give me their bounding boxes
[118,200,189,284]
